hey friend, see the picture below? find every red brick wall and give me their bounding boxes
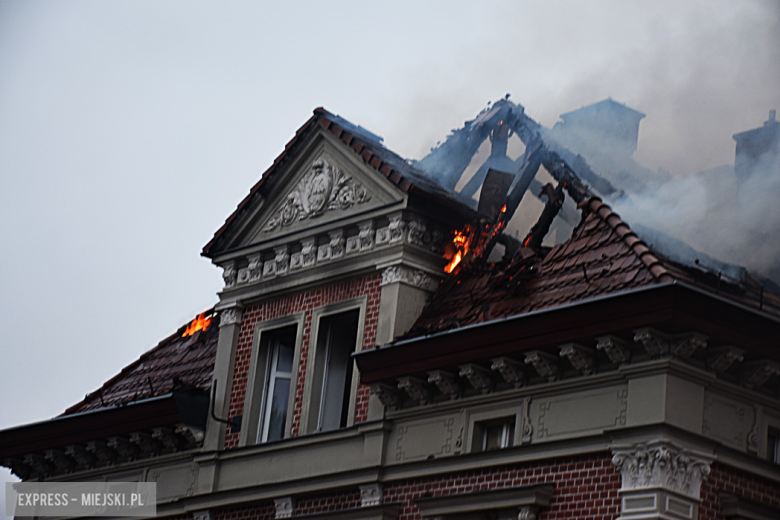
[384,453,621,520]
[699,462,780,520]
[225,274,382,448]
[208,453,620,520]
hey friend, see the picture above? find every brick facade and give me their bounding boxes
[206,453,620,520]
[225,274,382,448]
[699,462,780,520]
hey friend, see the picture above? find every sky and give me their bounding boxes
[1,0,779,501]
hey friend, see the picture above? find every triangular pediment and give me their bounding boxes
[240,131,406,247]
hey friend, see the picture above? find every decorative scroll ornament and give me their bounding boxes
[222,263,236,289]
[706,346,744,373]
[398,376,430,405]
[381,265,436,290]
[559,343,595,375]
[611,441,712,498]
[359,483,383,507]
[633,328,707,359]
[491,357,526,388]
[264,159,371,232]
[524,351,560,382]
[596,335,632,365]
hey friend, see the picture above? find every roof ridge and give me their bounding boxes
[585,197,674,283]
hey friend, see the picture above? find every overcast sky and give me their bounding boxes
[1,0,779,498]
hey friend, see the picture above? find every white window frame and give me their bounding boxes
[239,313,305,447]
[299,296,367,435]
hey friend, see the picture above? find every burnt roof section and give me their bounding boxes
[405,198,780,338]
[63,310,218,415]
[202,108,475,258]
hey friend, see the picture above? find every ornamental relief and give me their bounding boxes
[263,158,371,233]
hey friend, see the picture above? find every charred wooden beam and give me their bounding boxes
[523,182,565,249]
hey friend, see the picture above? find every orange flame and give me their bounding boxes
[444,230,470,274]
[183,313,212,337]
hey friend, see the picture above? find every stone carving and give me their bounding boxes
[107,436,138,460]
[524,351,560,382]
[521,397,533,443]
[176,424,205,445]
[596,335,632,365]
[428,370,461,400]
[86,440,117,466]
[65,445,95,469]
[388,213,405,244]
[747,404,762,454]
[398,376,430,405]
[633,328,707,359]
[359,483,383,507]
[301,238,316,267]
[346,236,360,255]
[407,219,426,246]
[193,511,212,520]
[317,243,331,263]
[381,265,436,290]
[707,346,744,373]
[264,158,371,232]
[611,441,712,498]
[24,454,53,478]
[274,497,295,519]
[152,427,183,451]
[740,360,780,389]
[219,307,242,327]
[329,230,345,260]
[221,263,236,289]
[44,449,74,473]
[517,506,538,520]
[3,457,31,480]
[358,221,375,252]
[559,343,595,375]
[375,227,391,246]
[130,431,162,455]
[273,246,289,276]
[491,357,526,388]
[459,364,493,394]
[426,224,446,253]
[370,383,402,411]
[246,254,262,282]
[289,252,304,270]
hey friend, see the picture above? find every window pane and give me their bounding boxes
[484,425,506,451]
[276,341,294,373]
[266,377,291,442]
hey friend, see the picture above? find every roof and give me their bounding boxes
[63,310,218,415]
[202,108,474,258]
[405,198,780,338]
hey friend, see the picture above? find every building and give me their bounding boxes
[2,103,780,520]
[733,110,780,182]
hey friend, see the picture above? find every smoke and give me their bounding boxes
[610,137,780,282]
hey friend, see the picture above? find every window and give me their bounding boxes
[301,298,367,435]
[313,309,360,432]
[258,326,296,442]
[472,417,515,452]
[769,428,780,464]
[240,316,303,447]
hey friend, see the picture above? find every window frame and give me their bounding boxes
[464,403,524,454]
[239,313,305,447]
[299,296,368,435]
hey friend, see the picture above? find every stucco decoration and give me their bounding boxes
[559,343,595,375]
[359,483,383,507]
[274,497,295,519]
[219,307,242,327]
[706,346,744,373]
[428,370,461,400]
[381,265,437,290]
[398,376,430,405]
[517,506,538,520]
[407,219,426,246]
[491,357,526,388]
[358,221,375,252]
[388,213,405,244]
[221,263,236,289]
[740,360,780,389]
[524,351,560,382]
[263,158,371,232]
[329,229,345,260]
[459,364,493,394]
[596,335,632,365]
[370,383,402,411]
[633,328,707,359]
[611,441,712,499]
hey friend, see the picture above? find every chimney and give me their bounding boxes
[765,109,777,126]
